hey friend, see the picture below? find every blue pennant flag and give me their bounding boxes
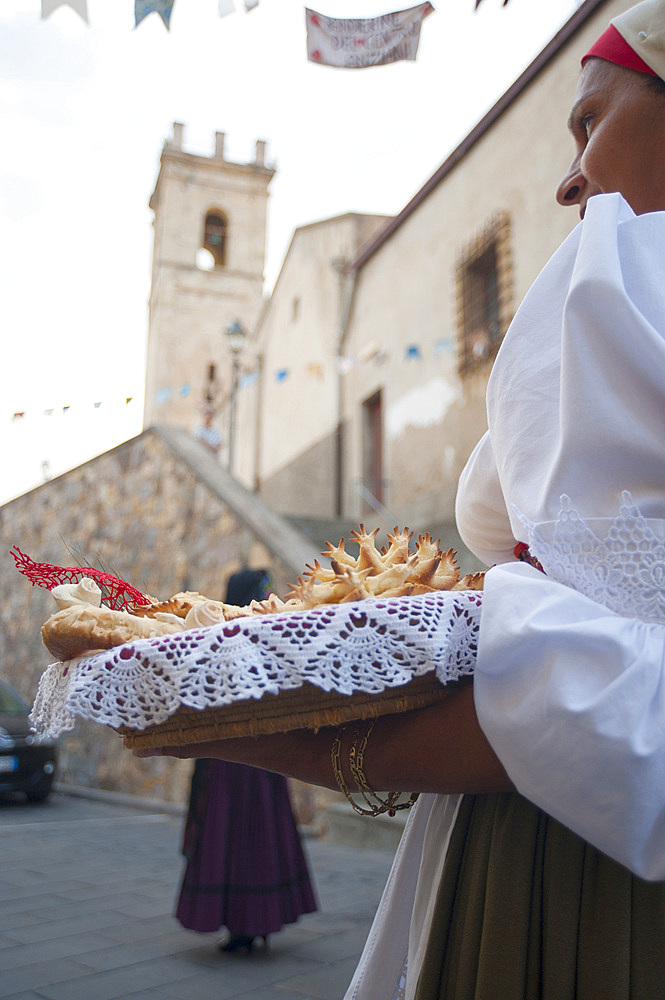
[434,337,454,356]
[135,0,175,29]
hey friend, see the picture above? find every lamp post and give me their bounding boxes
[225,320,246,473]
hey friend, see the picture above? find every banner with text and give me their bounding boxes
[306,3,434,69]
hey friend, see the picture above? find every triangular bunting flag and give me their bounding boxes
[41,0,89,22]
[434,337,454,356]
[245,0,259,10]
[218,0,236,15]
[134,0,175,30]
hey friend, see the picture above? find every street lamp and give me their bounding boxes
[225,320,246,472]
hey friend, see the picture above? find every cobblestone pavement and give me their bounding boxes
[0,789,395,1000]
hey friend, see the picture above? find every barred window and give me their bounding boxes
[456,212,512,376]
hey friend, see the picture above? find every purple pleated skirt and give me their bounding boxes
[175,759,318,936]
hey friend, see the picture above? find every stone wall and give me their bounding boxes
[0,426,326,820]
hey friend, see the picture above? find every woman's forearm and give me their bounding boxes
[135,684,513,796]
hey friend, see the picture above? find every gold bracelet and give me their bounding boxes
[331,724,385,816]
[332,721,419,818]
[352,720,419,816]
[349,721,400,814]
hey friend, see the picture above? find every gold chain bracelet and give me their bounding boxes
[331,721,419,818]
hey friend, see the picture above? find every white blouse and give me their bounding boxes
[456,192,665,879]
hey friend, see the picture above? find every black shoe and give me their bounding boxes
[218,933,268,954]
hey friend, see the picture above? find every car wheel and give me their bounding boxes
[26,780,53,803]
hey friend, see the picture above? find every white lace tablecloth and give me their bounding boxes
[31,590,482,738]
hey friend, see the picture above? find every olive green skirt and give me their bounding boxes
[415,793,665,1000]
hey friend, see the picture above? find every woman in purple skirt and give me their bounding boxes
[175,570,318,953]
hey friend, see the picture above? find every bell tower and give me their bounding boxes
[143,123,275,436]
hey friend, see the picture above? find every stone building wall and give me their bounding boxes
[0,426,327,820]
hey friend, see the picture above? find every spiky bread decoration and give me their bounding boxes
[285,526,482,608]
[40,526,483,660]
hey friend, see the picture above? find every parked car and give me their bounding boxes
[0,679,57,802]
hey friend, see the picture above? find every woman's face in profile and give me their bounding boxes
[556,58,665,217]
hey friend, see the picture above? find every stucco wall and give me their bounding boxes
[258,429,339,518]
[236,214,389,513]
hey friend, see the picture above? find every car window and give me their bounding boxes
[0,683,28,714]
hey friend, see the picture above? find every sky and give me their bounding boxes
[1,0,582,505]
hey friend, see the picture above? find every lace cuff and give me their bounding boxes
[514,491,665,624]
[31,590,482,739]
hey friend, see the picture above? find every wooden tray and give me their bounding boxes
[118,673,468,749]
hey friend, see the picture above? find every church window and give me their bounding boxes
[203,211,228,267]
[456,212,512,376]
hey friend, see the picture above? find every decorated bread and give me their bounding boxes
[35,526,483,661]
[41,602,185,662]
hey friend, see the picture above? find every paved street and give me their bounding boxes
[0,790,395,1000]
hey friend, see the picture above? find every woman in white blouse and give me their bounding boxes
[138,2,665,995]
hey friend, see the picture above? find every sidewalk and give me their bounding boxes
[0,788,396,1000]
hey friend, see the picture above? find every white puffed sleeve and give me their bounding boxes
[475,561,665,880]
[467,194,665,879]
[455,431,516,567]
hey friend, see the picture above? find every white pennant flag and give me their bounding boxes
[218,0,236,15]
[306,3,433,69]
[41,0,88,21]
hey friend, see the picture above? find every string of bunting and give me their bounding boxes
[40,1,509,34]
[10,397,136,422]
[268,340,455,382]
[148,339,452,400]
[39,0,261,28]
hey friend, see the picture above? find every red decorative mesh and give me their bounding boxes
[10,547,151,611]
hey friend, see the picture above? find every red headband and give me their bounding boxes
[582,23,657,76]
